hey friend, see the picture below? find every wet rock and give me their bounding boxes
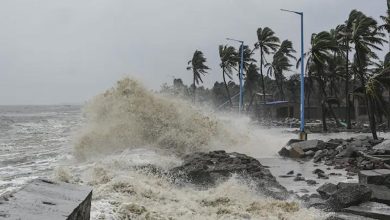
[317,183,338,199]
[278,147,290,157]
[318,172,329,179]
[290,139,325,152]
[359,169,390,205]
[306,197,328,210]
[0,179,92,220]
[289,146,305,158]
[335,145,344,153]
[313,150,324,162]
[327,183,372,211]
[325,141,341,150]
[294,176,305,181]
[359,169,390,186]
[170,151,288,199]
[313,168,325,174]
[306,179,318,186]
[278,139,302,157]
[337,145,359,158]
[342,202,390,220]
[305,150,315,157]
[373,140,390,154]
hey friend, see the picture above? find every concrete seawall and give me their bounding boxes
[0,179,92,220]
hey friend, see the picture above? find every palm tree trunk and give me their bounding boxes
[367,95,378,139]
[345,43,352,129]
[193,73,196,103]
[319,80,328,132]
[356,49,378,139]
[260,49,266,102]
[307,88,311,120]
[247,89,255,111]
[321,102,328,132]
[388,89,390,129]
[280,79,285,101]
[222,69,233,107]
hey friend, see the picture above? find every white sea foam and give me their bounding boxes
[67,77,328,219]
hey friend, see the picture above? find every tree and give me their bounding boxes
[187,50,210,103]
[245,63,261,111]
[349,10,386,139]
[219,45,238,107]
[255,27,280,102]
[336,22,354,129]
[266,40,296,100]
[380,0,390,129]
[298,31,339,131]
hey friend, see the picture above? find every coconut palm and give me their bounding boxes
[349,10,386,139]
[245,63,261,111]
[219,45,238,107]
[255,27,280,101]
[187,50,210,102]
[237,45,257,72]
[380,0,390,128]
[354,66,390,136]
[297,31,339,131]
[266,40,296,100]
[336,23,354,129]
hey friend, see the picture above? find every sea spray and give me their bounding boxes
[67,77,326,219]
[74,77,237,160]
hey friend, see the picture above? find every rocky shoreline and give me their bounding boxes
[278,136,390,219]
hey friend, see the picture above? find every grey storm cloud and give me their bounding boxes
[0,0,387,104]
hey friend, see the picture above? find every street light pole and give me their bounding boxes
[281,9,307,140]
[227,38,244,114]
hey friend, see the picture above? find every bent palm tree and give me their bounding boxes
[380,0,390,129]
[349,10,386,139]
[187,50,210,103]
[266,40,296,100]
[219,45,238,107]
[297,31,339,131]
[255,27,280,102]
[245,64,261,111]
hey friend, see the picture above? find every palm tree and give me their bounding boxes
[245,63,261,111]
[349,10,386,139]
[298,31,339,131]
[237,45,257,72]
[255,27,280,102]
[354,66,390,136]
[266,40,296,100]
[380,0,390,129]
[331,25,353,128]
[187,50,210,102]
[219,45,238,107]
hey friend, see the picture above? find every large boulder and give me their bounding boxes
[290,139,325,152]
[359,169,390,205]
[343,202,390,220]
[278,139,325,158]
[326,183,372,211]
[373,140,390,154]
[170,150,289,199]
[317,183,338,199]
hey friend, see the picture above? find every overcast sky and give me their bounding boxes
[0,0,387,104]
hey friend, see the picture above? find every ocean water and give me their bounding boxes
[1,78,389,219]
[0,105,81,194]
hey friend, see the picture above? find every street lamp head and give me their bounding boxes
[280,8,303,15]
[226,38,244,44]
